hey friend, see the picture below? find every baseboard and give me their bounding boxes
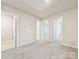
[17,40,38,48]
[62,43,78,49]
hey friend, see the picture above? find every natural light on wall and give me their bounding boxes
[37,20,41,40]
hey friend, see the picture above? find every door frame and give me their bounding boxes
[1,10,18,51]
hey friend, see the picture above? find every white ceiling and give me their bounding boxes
[22,0,50,11]
[1,0,78,18]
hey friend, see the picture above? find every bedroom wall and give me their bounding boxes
[62,8,78,48]
[17,13,38,47]
[46,8,78,48]
[1,4,38,47]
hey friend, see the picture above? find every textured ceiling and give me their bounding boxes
[1,0,78,18]
[22,0,50,11]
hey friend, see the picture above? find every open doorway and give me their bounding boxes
[1,12,16,51]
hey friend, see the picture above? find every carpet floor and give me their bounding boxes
[2,41,78,59]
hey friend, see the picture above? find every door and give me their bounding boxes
[1,14,15,51]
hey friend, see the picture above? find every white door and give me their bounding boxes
[1,14,15,51]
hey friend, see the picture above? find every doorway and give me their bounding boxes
[1,13,16,51]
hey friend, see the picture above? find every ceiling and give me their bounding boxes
[1,0,78,18]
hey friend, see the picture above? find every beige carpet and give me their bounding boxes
[2,41,78,59]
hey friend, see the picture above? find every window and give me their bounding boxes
[52,16,63,41]
[36,16,63,41]
[40,20,49,40]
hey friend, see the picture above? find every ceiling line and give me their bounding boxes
[41,7,78,19]
[1,3,77,20]
[1,3,41,19]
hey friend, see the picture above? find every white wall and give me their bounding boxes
[46,8,78,48]
[17,13,37,47]
[2,4,38,47]
[62,8,78,48]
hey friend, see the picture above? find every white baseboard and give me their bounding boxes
[62,43,78,49]
[17,40,37,48]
